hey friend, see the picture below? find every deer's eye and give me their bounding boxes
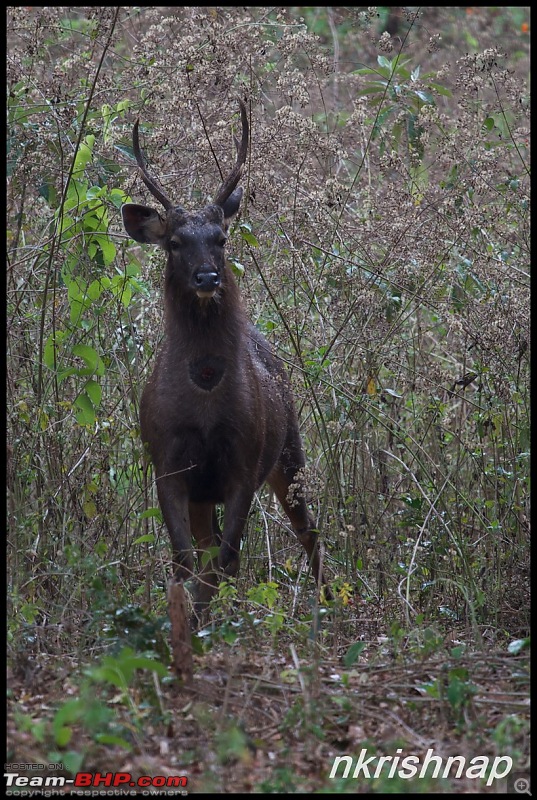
[169,239,181,250]
[217,236,227,248]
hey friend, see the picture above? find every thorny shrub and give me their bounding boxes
[6,8,530,665]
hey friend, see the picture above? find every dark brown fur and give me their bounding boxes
[121,104,327,616]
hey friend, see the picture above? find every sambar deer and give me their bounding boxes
[122,99,328,619]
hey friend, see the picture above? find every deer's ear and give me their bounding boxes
[122,203,167,244]
[220,187,243,228]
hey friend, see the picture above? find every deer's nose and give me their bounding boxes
[194,271,220,296]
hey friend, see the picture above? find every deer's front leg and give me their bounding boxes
[219,487,255,577]
[155,474,193,581]
[189,502,221,613]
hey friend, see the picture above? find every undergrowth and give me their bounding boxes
[7,7,530,792]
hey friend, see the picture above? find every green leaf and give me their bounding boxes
[121,283,132,306]
[228,258,245,277]
[86,185,105,200]
[429,82,452,97]
[74,392,96,426]
[72,344,99,374]
[247,581,277,608]
[86,279,104,301]
[358,84,388,97]
[83,212,103,232]
[57,367,79,382]
[84,379,102,407]
[132,534,156,545]
[391,120,404,147]
[109,187,129,208]
[414,90,434,104]
[65,344,104,377]
[54,726,73,747]
[377,55,392,71]
[114,143,135,161]
[101,102,113,121]
[94,733,132,749]
[53,699,83,737]
[200,546,220,568]
[110,274,133,306]
[89,648,168,686]
[446,677,466,708]
[57,211,76,237]
[221,626,238,645]
[508,637,530,655]
[343,641,366,667]
[94,234,116,266]
[83,500,97,518]
[265,611,284,634]
[43,331,67,369]
[125,262,141,277]
[239,223,259,247]
[352,67,378,76]
[138,507,163,521]
[58,751,85,775]
[116,99,130,115]
[73,135,95,175]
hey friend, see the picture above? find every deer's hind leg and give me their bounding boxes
[267,438,329,595]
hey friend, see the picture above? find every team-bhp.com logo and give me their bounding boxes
[329,749,516,788]
[4,770,188,792]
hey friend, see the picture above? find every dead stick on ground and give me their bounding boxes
[167,581,193,685]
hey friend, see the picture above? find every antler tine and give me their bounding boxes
[213,99,249,208]
[132,119,173,211]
